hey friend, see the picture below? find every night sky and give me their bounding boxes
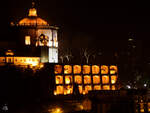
[0,0,150,50]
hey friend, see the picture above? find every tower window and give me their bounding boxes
[25,36,31,45]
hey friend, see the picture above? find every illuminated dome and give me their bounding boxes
[18,8,49,26]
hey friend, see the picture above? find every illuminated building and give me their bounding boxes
[0,2,119,96]
[0,2,58,67]
[53,64,118,95]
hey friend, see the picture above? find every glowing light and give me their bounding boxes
[103,85,110,90]
[93,75,100,84]
[94,85,101,90]
[111,76,117,84]
[54,65,62,74]
[25,36,31,45]
[83,65,90,74]
[92,65,100,74]
[50,107,63,113]
[148,102,150,112]
[84,75,91,84]
[102,75,109,84]
[28,8,37,17]
[101,65,108,74]
[19,17,48,26]
[144,84,147,87]
[54,91,57,95]
[65,76,72,84]
[74,75,82,84]
[126,85,131,89]
[73,65,81,74]
[55,76,63,84]
[110,65,117,74]
[5,50,14,56]
[64,65,72,74]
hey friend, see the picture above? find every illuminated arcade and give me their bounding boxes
[54,65,118,95]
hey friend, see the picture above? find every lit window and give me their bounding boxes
[140,103,144,112]
[56,85,64,94]
[84,75,91,84]
[74,75,82,84]
[5,50,14,56]
[111,76,117,84]
[92,65,100,74]
[78,85,83,94]
[102,75,109,84]
[85,85,92,93]
[73,65,81,74]
[54,65,62,74]
[65,76,72,84]
[94,85,101,90]
[110,65,117,74]
[101,65,108,74]
[93,75,100,84]
[64,65,72,74]
[111,85,116,90]
[83,65,91,74]
[64,85,73,95]
[55,76,63,84]
[103,85,110,90]
[25,36,31,45]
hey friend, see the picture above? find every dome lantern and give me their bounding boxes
[28,8,37,17]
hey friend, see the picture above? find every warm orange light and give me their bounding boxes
[64,85,73,94]
[78,85,83,94]
[65,76,72,84]
[64,65,72,74]
[84,75,91,84]
[148,102,150,112]
[73,65,81,74]
[19,17,48,26]
[54,90,57,95]
[111,76,117,84]
[55,76,63,84]
[103,85,110,90]
[74,75,82,84]
[92,65,100,74]
[93,75,100,84]
[140,103,144,112]
[101,65,109,74]
[85,85,92,93]
[83,65,90,74]
[111,85,116,90]
[25,36,31,45]
[28,8,37,17]
[54,65,62,74]
[102,75,109,84]
[5,50,14,56]
[94,85,101,90]
[56,86,64,94]
[110,65,117,74]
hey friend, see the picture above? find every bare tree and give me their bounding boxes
[59,48,73,63]
[80,48,97,64]
[64,48,73,62]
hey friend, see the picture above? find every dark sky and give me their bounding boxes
[0,0,150,49]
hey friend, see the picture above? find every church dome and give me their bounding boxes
[18,8,49,26]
